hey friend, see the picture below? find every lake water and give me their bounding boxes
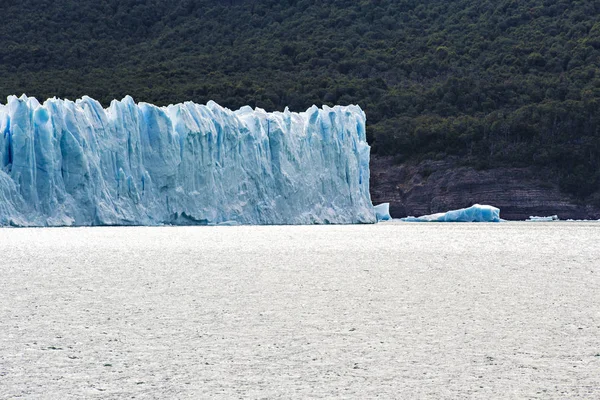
[1,223,599,399]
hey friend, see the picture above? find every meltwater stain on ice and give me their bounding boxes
[0,95,375,226]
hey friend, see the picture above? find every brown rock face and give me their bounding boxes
[369,155,600,221]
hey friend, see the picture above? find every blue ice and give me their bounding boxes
[0,95,376,226]
[401,204,501,222]
[374,203,391,221]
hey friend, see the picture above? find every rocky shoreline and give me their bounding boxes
[370,155,600,221]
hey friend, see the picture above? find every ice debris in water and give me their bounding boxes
[0,95,376,226]
[527,215,559,222]
[401,204,501,222]
[374,203,391,222]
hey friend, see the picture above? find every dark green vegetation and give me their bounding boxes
[1,0,599,199]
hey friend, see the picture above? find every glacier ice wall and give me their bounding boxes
[0,95,375,226]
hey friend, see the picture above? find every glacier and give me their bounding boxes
[0,95,376,226]
[401,204,501,222]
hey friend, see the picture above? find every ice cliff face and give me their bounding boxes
[0,95,375,226]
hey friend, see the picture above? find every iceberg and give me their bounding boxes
[374,203,391,221]
[401,204,501,222]
[0,95,375,226]
[527,215,559,222]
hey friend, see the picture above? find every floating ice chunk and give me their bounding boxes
[374,203,391,222]
[401,204,501,222]
[216,221,239,226]
[0,96,376,226]
[526,215,559,222]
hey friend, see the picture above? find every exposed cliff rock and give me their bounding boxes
[370,155,600,221]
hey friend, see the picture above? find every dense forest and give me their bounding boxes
[1,0,599,199]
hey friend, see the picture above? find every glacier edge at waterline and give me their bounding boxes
[0,95,375,226]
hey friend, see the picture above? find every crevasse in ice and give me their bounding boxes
[0,95,375,226]
[401,204,501,222]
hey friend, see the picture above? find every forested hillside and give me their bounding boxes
[1,0,599,199]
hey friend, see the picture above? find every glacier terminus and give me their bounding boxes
[0,95,376,226]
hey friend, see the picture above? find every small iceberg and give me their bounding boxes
[527,215,559,222]
[401,204,501,222]
[374,203,392,222]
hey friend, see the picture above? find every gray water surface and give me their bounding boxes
[1,223,599,399]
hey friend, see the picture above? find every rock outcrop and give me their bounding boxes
[370,155,600,220]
